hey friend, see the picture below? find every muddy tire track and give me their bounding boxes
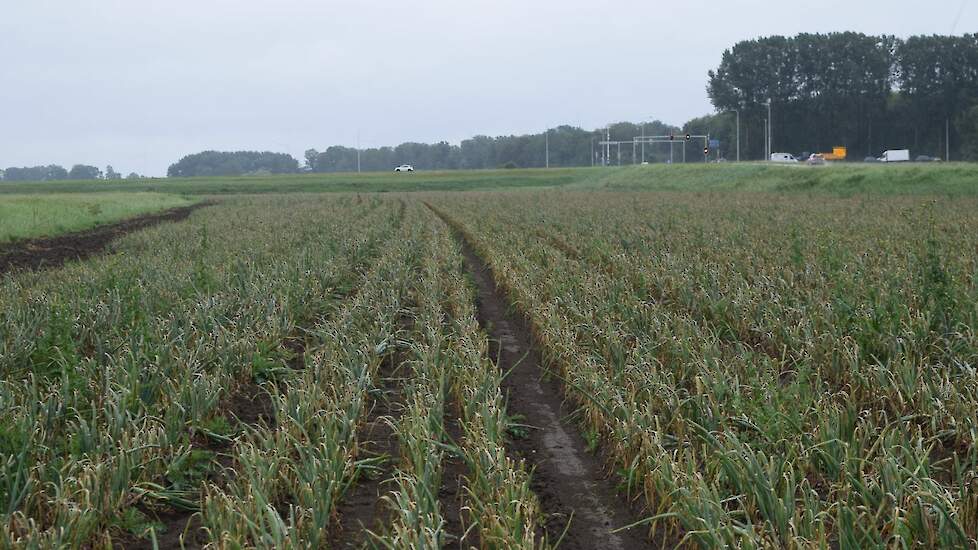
[330,316,413,549]
[425,205,651,550]
[0,202,212,276]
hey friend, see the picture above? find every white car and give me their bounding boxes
[394,164,414,172]
[770,153,799,163]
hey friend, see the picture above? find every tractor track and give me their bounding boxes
[425,203,653,550]
[0,202,212,276]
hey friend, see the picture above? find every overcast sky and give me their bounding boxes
[2,0,975,175]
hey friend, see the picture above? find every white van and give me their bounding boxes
[770,153,799,163]
[878,150,910,163]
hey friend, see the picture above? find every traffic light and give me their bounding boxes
[685,133,691,141]
[703,147,710,156]
[669,134,674,141]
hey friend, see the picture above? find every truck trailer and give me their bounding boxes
[879,149,910,162]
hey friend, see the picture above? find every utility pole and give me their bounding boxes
[723,110,740,162]
[641,117,653,163]
[767,99,772,159]
[545,129,550,168]
[590,138,594,167]
[641,122,645,163]
[734,110,740,162]
[946,118,950,161]
[356,132,361,173]
[605,127,610,166]
[763,118,769,161]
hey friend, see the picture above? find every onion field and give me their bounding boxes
[1,186,976,549]
[430,191,978,548]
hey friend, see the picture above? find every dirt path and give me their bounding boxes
[330,321,412,549]
[0,202,210,276]
[430,211,651,549]
[439,400,473,549]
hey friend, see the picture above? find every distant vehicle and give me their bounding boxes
[915,155,941,162]
[770,153,799,163]
[394,164,415,172]
[864,156,879,163]
[821,146,848,161]
[641,161,650,165]
[807,154,826,166]
[878,149,910,163]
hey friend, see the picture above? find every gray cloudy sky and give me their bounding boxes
[2,0,975,175]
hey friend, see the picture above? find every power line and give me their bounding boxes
[950,0,968,34]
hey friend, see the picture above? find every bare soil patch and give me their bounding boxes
[0,202,209,276]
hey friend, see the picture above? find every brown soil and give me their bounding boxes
[0,202,210,276]
[435,212,652,549]
[330,344,409,548]
[439,399,474,549]
[112,378,273,550]
[226,380,276,428]
[113,509,206,550]
[282,336,307,370]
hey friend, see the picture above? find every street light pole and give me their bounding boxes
[545,129,549,169]
[735,110,740,162]
[723,110,740,162]
[766,99,772,160]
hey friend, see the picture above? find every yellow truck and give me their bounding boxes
[821,146,847,161]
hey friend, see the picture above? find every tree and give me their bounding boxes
[957,103,978,161]
[304,149,319,172]
[2,165,69,181]
[167,151,300,177]
[126,172,141,179]
[69,164,102,180]
[105,165,121,179]
[707,32,978,159]
[897,34,978,158]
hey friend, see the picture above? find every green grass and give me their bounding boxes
[588,162,978,195]
[0,168,606,195]
[2,163,977,197]
[0,192,194,242]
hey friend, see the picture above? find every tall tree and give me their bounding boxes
[167,151,299,177]
[68,164,102,180]
[1,165,69,181]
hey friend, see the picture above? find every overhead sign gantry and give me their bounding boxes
[598,133,712,164]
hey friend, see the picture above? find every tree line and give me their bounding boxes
[161,121,685,177]
[303,120,680,172]
[5,32,977,182]
[706,32,978,160]
[166,151,299,177]
[0,164,137,181]
[167,32,977,175]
